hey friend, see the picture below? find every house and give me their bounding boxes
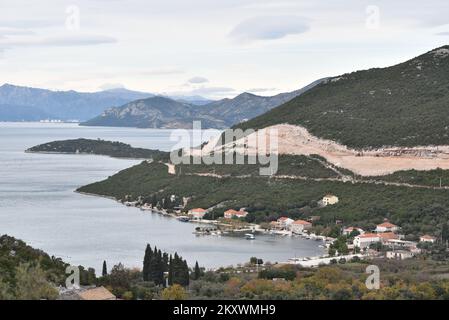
[375,221,399,233]
[420,235,436,243]
[269,221,281,230]
[290,220,312,234]
[384,239,418,249]
[78,286,116,300]
[378,232,399,243]
[386,250,414,260]
[188,208,207,220]
[59,286,116,300]
[353,233,380,249]
[277,217,294,229]
[322,194,339,206]
[224,209,248,219]
[342,227,364,236]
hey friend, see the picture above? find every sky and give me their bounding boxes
[0,0,448,99]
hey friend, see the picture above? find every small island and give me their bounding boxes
[26,138,169,160]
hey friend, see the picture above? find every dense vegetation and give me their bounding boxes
[235,46,449,149]
[369,168,449,187]
[142,244,190,287]
[78,160,449,237]
[0,235,95,299]
[27,138,169,160]
[176,154,338,178]
[101,256,449,300]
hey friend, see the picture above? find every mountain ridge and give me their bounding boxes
[234,45,449,149]
[0,84,212,122]
[81,79,326,129]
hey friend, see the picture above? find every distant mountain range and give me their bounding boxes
[235,45,449,148]
[81,79,325,129]
[0,84,211,122]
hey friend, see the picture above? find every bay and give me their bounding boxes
[0,122,324,273]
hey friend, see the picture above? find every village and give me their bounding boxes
[125,193,438,267]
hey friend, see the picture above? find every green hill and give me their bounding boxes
[236,46,449,149]
[26,138,169,161]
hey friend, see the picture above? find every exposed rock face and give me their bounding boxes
[196,124,449,176]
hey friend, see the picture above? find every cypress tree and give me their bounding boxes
[193,261,201,280]
[168,255,173,286]
[182,259,190,286]
[143,244,153,281]
[102,260,107,277]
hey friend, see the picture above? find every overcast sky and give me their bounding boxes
[0,0,448,99]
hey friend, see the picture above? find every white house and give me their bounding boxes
[322,194,339,206]
[188,208,206,220]
[419,235,436,243]
[290,220,312,234]
[375,222,399,233]
[353,233,380,249]
[277,217,294,229]
[386,250,414,260]
[224,209,248,219]
[342,227,364,236]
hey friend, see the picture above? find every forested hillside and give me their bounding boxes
[237,46,449,149]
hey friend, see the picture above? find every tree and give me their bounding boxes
[109,263,131,292]
[143,244,153,281]
[168,255,173,286]
[14,263,59,300]
[442,222,449,244]
[148,248,164,286]
[193,261,202,280]
[161,284,187,300]
[102,260,108,277]
[0,277,13,300]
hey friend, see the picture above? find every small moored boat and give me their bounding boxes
[245,233,255,240]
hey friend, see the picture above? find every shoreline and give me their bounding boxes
[76,189,329,244]
[25,150,151,161]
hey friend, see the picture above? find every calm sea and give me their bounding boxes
[0,122,324,272]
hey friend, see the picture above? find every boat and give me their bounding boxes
[177,216,190,222]
[245,233,255,240]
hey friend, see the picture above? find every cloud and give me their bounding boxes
[139,68,184,76]
[188,86,236,95]
[99,83,125,90]
[0,34,117,48]
[435,31,449,36]
[247,87,277,93]
[0,27,35,38]
[0,19,61,29]
[229,15,309,43]
[187,76,209,84]
[166,86,236,99]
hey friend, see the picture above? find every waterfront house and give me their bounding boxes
[342,227,364,236]
[386,250,414,260]
[420,235,436,243]
[290,220,312,234]
[224,209,248,219]
[277,217,294,229]
[353,233,380,249]
[322,194,339,206]
[375,221,399,233]
[188,208,207,220]
[269,221,281,230]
